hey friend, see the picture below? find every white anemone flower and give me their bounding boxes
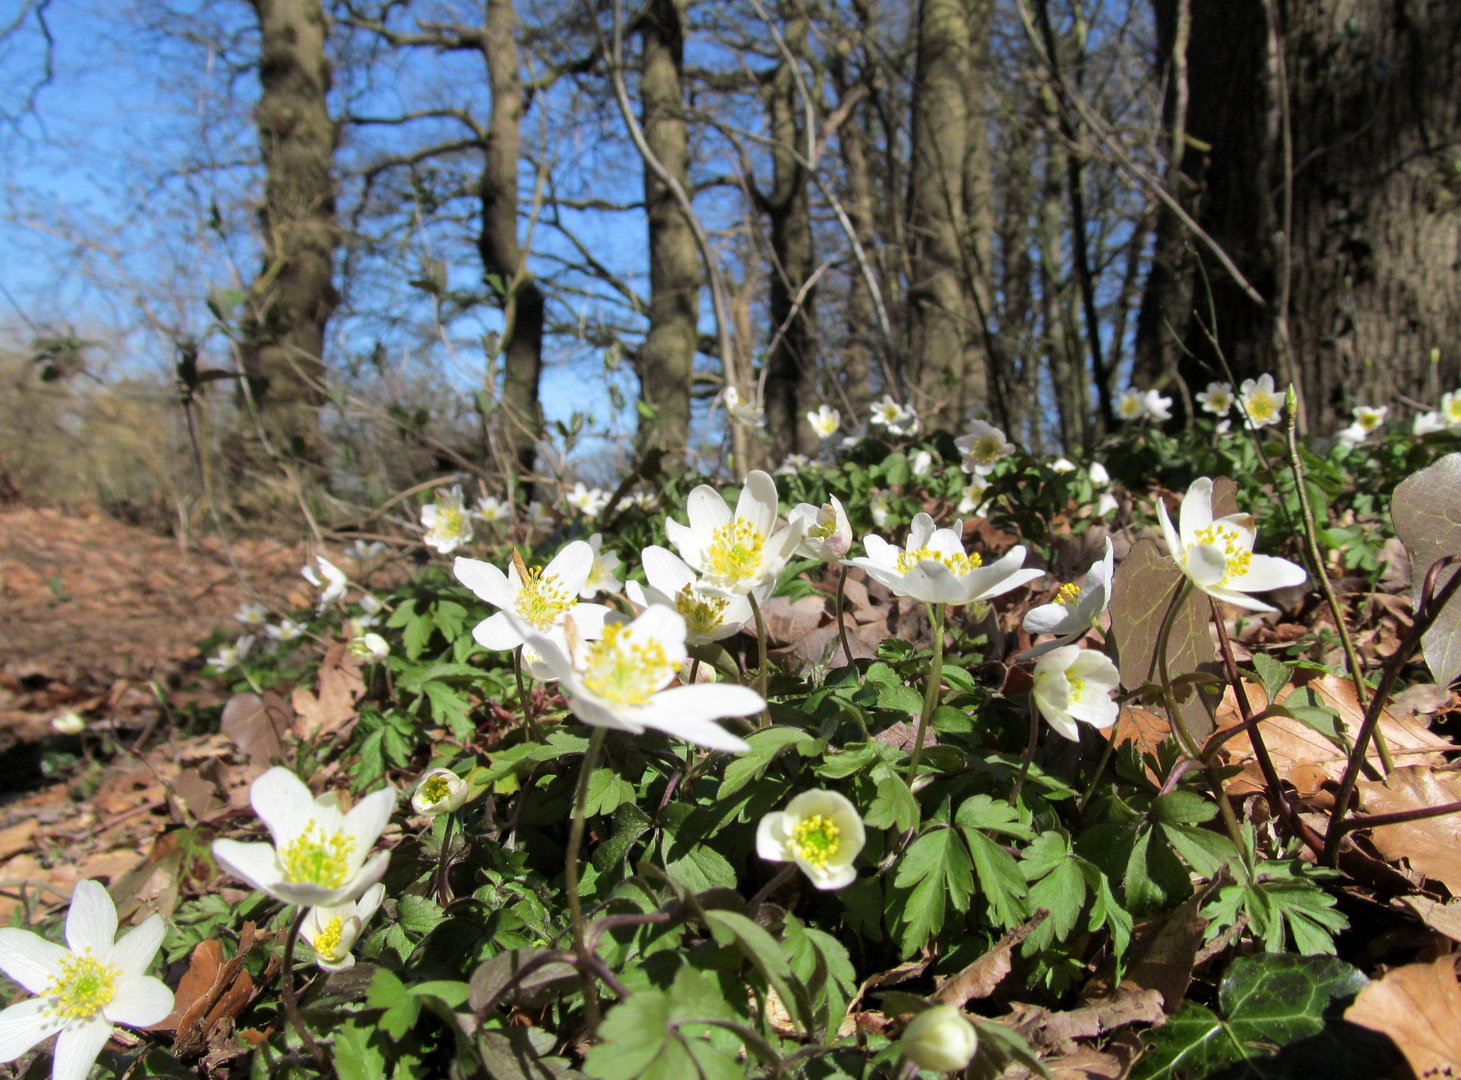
[664,470,807,598]
[1414,410,1446,436]
[789,496,853,562]
[910,449,934,477]
[955,421,1015,475]
[52,712,86,736]
[756,789,865,890]
[723,385,766,430]
[1051,457,1077,473]
[625,547,753,645]
[1237,374,1285,429]
[1157,477,1307,612]
[508,606,763,752]
[211,767,396,906]
[422,486,474,554]
[208,634,255,671]
[0,880,173,1080]
[900,1004,979,1072]
[301,884,384,973]
[348,633,390,663]
[350,539,386,561]
[1116,388,1145,420]
[806,403,840,439]
[302,556,348,611]
[357,593,384,628]
[1095,491,1119,518]
[566,482,609,519]
[1021,538,1114,657]
[1196,381,1235,416]
[1337,404,1388,448]
[265,619,304,642]
[1088,461,1111,486]
[870,491,891,526]
[235,602,268,626]
[410,768,469,816]
[1141,389,1174,422]
[869,395,919,436]
[580,533,623,599]
[454,544,612,678]
[475,495,510,523]
[1441,390,1461,427]
[956,479,990,516]
[1032,645,1121,741]
[775,453,813,476]
[845,513,1043,607]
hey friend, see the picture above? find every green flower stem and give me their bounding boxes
[566,726,608,1033]
[1010,693,1041,807]
[835,564,856,676]
[280,906,332,1076]
[435,812,457,906]
[1077,733,1118,814]
[746,590,771,727]
[514,646,545,742]
[1154,578,1246,852]
[904,602,947,786]
[1283,390,1392,772]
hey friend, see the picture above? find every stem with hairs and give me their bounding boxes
[905,602,947,785]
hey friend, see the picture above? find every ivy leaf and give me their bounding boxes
[1133,954,1371,1080]
[894,828,974,955]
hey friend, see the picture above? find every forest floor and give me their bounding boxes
[0,506,307,923]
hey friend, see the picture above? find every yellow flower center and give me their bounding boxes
[517,566,575,629]
[808,505,838,541]
[1192,523,1253,583]
[281,823,356,890]
[895,546,982,577]
[1054,582,1082,607]
[790,815,841,869]
[1246,395,1276,422]
[1069,677,1085,704]
[967,436,1003,464]
[314,917,345,959]
[1118,395,1142,418]
[46,949,120,1021]
[705,519,765,583]
[675,584,730,637]
[433,506,466,539]
[419,775,453,807]
[581,622,677,706]
[1359,412,1382,432]
[1446,399,1461,422]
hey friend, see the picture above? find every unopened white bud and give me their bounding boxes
[900,1004,979,1072]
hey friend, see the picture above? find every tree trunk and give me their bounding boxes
[479,0,544,484]
[636,0,698,472]
[1150,0,1461,432]
[241,0,339,468]
[764,1,819,460]
[835,89,876,428]
[905,0,995,428]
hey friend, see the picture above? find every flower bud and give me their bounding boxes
[412,767,468,816]
[349,633,390,662]
[52,711,86,735]
[900,1004,979,1072]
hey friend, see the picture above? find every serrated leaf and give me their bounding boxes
[1151,790,1218,825]
[718,726,813,799]
[1160,823,1238,879]
[961,827,1029,929]
[956,794,1036,839]
[1393,453,1461,685]
[584,767,637,818]
[1132,954,1368,1080]
[702,910,813,1033]
[366,967,420,1039]
[1249,653,1293,703]
[397,894,445,935]
[893,828,973,955]
[865,775,920,832]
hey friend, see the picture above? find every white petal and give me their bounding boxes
[0,929,67,994]
[1023,603,1075,636]
[642,546,696,596]
[65,881,117,957]
[514,619,576,679]
[735,471,779,537]
[1069,694,1119,730]
[52,1014,114,1080]
[109,915,165,979]
[686,485,732,537]
[1228,554,1306,593]
[249,767,322,849]
[1042,710,1081,742]
[568,603,613,640]
[355,883,386,926]
[210,840,283,896]
[1157,496,1183,561]
[633,685,760,751]
[803,861,858,890]
[1179,478,1214,548]
[105,974,174,1028]
[907,513,936,551]
[453,558,514,609]
[756,812,793,862]
[0,998,62,1062]
[1203,585,1277,613]
[342,786,397,860]
[543,541,594,595]
[1187,545,1229,587]
[623,580,650,612]
[858,534,897,567]
[472,612,524,652]
[627,605,688,656]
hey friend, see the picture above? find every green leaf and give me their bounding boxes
[894,828,974,954]
[1132,954,1369,1080]
[397,895,445,936]
[718,726,813,799]
[703,910,813,1033]
[584,767,637,818]
[865,775,920,832]
[366,968,420,1040]
[584,988,673,1079]
[1160,823,1238,879]
[1249,653,1293,702]
[333,1021,388,1080]
[960,827,1029,929]
[1151,791,1218,825]
[876,684,924,716]
[956,794,1035,839]
[1124,826,1192,916]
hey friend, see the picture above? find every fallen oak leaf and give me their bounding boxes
[219,691,291,765]
[291,641,365,740]
[1345,956,1461,1079]
[933,910,1049,1007]
[1353,765,1461,894]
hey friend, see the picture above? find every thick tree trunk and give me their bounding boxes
[835,91,876,427]
[905,0,995,428]
[1146,0,1461,432]
[242,0,339,467]
[479,0,544,483]
[993,84,1041,446]
[764,2,819,461]
[636,0,698,472]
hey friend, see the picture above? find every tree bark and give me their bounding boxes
[764,1,820,460]
[636,0,698,472]
[834,88,876,427]
[479,0,545,483]
[905,0,995,427]
[241,0,339,467]
[1146,0,1461,432]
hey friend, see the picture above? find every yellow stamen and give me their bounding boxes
[790,815,841,869]
[675,584,730,638]
[1069,677,1086,703]
[281,823,356,889]
[1192,522,1254,583]
[1054,582,1082,606]
[45,949,120,1021]
[705,519,765,582]
[966,435,1003,464]
[314,917,345,960]
[1246,396,1276,422]
[517,565,575,629]
[895,546,982,577]
[581,622,678,706]
[419,775,453,807]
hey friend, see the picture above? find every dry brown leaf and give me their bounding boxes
[1086,891,1210,1013]
[291,642,364,740]
[1401,896,1461,943]
[1354,765,1461,893]
[219,692,290,765]
[1009,985,1165,1051]
[154,924,266,1059]
[760,595,827,645]
[1345,956,1461,1079]
[933,911,1049,1007]
[0,818,38,859]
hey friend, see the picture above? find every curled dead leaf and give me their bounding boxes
[1345,956,1461,1079]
